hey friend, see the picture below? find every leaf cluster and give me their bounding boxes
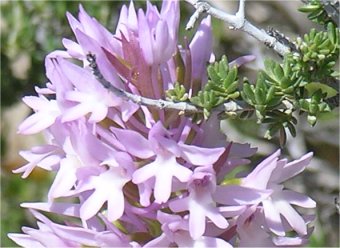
[166,82,189,102]
[290,22,339,123]
[166,2,339,146]
[241,60,301,146]
[299,0,339,26]
[177,23,338,145]
[189,56,240,118]
[240,22,338,143]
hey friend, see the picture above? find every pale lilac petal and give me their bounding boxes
[35,154,61,171]
[45,57,73,98]
[73,29,121,86]
[160,0,179,41]
[78,5,117,53]
[18,96,60,134]
[144,233,171,247]
[14,147,60,178]
[189,206,206,239]
[146,1,160,23]
[153,20,170,63]
[111,127,154,159]
[157,136,181,156]
[273,236,308,246]
[133,162,158,184]
[206,210,229,229]
[18,111,59,135]
[244,150,280,189]
[190,16,212,81]
[57,54,97,92]
[48,158,77,200]
[133,155,192,203]
[137,182,153,207]
[175,166,193,182]
[229,55,256,67]
[46,224,99,246]
[115,4,128,36]
[21,202,80,218]
[138,10,153,64]
[80,168,129,221]
[192,236,233,248]
[262,199,285,236]
[64,90,89,102]
[22,96,46,110]
[276,152,313,183]
[214,185,272,205]
[274,200,307,235]
[13,228,69,247]
[178,143,224,166]
[169,197,190,212]
[78,4,103,40]
[127,1,138,31]
[62,38,84,59]
[34,85,55,95]
[107,190,125,222]
[61,103,92,122]
[153,156,191,203]
[46,50,72,59]
[119,101,140,122]
[154,168,173,203]
[7,233,45,248]
[88,104,108,123]
[218,205,247,217]
[80,189,108,221]
[281,190,316,208]
[66,11,83,35]
[238,219,274,247]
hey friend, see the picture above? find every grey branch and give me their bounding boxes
[86,53,244,115]
[320,0,339,26]
[186,0,291,57]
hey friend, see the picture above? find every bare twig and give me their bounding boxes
[86,53,244,115]
[185,0,291,57]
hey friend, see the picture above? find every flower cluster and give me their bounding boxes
[9,1,316,247]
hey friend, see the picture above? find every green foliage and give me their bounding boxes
[263,110,298,146]
[184,20,339,145]
[298,90,331,125]
[204,56,240,100]
[189,55,240,118]
[242,20,338,142]
[166,82,188,101]
[241,75,282,122]
[190,90,225,119]
[263,59,303,95]
[295,23,339,68]
[299,0,339,26]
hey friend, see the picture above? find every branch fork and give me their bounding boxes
[186,0,291,57]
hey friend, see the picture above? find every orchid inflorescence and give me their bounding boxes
[8,0,325,247]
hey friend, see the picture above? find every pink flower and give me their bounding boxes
[13,144,63,178]
[242,150,316,236]
[144,211,232,247]
[17,95,61,135]
[169,167,229,239]
[112,121,225,204]
[10,0,316,247]
[8,209,136,247]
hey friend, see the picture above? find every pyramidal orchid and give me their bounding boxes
[9,0,316,247]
